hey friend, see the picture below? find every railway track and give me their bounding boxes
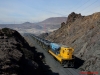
[23,33,82,75]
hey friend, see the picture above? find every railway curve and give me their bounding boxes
[23,33,82,75]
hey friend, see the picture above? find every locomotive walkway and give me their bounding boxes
[23,33,82,75]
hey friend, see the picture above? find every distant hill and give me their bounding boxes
[22,22,32,25]
[0,17,67,35]
[38,17,67,24]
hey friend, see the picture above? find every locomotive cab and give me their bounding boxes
[59,47,74,60]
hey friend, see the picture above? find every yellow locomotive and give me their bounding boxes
[48,43,74,67]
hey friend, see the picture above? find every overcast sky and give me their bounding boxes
[0,0,100,24]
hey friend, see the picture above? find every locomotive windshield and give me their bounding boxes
[50,43,61,51]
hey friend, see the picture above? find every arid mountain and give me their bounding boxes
[46,12,100,72]
[38,17,67,24]
[0,17,67,35]
[36,17,67,31]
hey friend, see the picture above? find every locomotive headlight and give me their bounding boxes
[67,50,69,52]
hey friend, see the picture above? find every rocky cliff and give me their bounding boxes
[46,12,100,72]
[0,28,46,75]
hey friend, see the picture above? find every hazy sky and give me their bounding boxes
[0,0,100,24]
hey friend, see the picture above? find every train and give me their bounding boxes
[31,34,75,67]
[48,43,74,67]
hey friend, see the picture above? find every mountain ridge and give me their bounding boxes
[0,17,67,35]
[37,17,67,24]
[46,12,100,72]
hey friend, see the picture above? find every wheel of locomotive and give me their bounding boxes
[69,55,75,67]
[68,61,74,67]
[61,60,69,67]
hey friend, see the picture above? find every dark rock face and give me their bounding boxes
[66,12,83,25]
[0,28,39,75]
[46,12,100,72]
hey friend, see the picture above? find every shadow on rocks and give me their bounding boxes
[74,56,85,69]
[31,47,59,75]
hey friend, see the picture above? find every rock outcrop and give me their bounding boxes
[46,12,100,72]
[0,28,43,75]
